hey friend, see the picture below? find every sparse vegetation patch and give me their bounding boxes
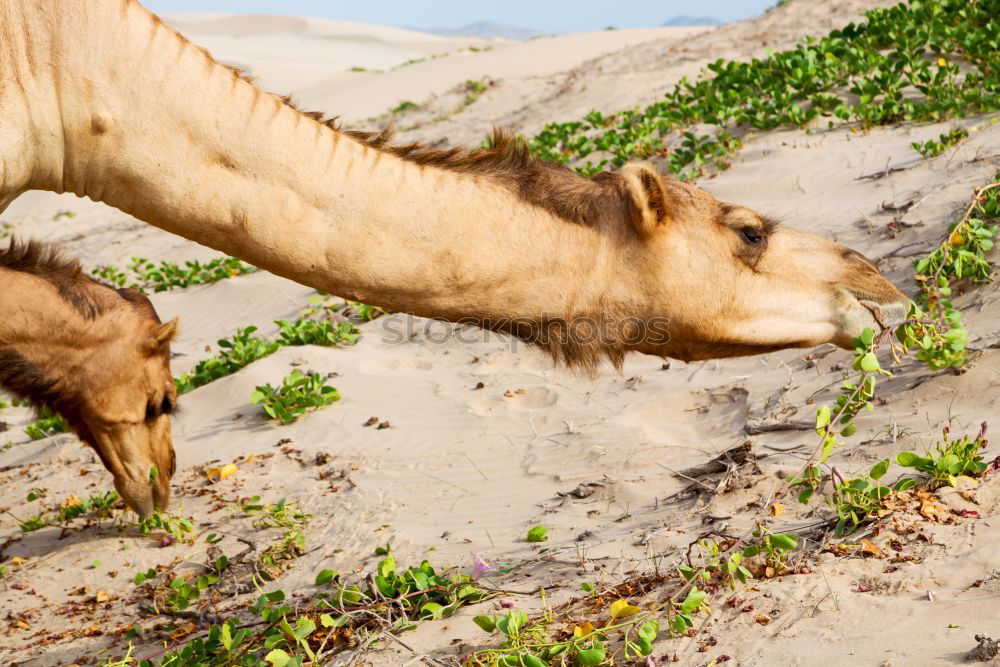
[92,256,255,293]
[529,0,1000,178]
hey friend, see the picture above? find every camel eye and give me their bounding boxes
[740,226,764,245]
[146,397,175,420]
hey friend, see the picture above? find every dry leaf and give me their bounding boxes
[94,590,110,604]
[754,614,771,626]
[206,463,238,482]
[860,539,884,558]
[919,497,953,523]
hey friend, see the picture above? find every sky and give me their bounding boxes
[143,1,775,33]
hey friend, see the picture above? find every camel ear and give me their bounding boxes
[621,164,671,237]
[145,318,179,355]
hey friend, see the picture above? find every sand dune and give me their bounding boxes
[164,13,709,121]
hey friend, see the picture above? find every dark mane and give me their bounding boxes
[0,237,107,319]
[210,56,634,228]
[341,127,632,228]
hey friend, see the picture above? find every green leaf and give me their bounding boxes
[522,655,547,667]
[870,459,890,481]
[315,569,337,586]
[526,525,548,543]
[294,617,316,641]
[769,533,798,552]
[815,405,831,431]
[857,327,875,348]
[638,619,659,642]
[680,587,706,614]
[473,615,496,633]
[497,611,528,638]
[859,352,880,372]
[420,602,445,620]
[575,643,606,666]
[264,649,291,667]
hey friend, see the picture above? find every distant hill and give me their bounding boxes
[661,15,724,26]
[415,21,546,41]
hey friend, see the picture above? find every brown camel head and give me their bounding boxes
[619,164,909,362]
[0,240,178,517]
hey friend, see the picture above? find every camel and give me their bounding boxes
[0,2,907,507]
[0,238,178,517]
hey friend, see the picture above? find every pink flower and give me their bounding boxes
[472,553,495,579]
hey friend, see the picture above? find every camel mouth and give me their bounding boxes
[851,293,909,332]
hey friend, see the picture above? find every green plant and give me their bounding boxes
[175,326,280,394]
[668,586,708,636]
[240,496,312,529]
[176,315,362,394]
[18,514,48,533]
[899,176,998,369]
[391,100,419,114]
[743,528,799,572]
[274,318,360,347]
[912,127,969,158]
[469,598,661,666]
[23,406,70,440]
[251,371,340,424]
[92,256,255,292]
[529,0,1000,179]
[828,460,915,535]
[897,424,989,487]
[525,525,548,543]
[300,293,384,322]
[17,490,121,532]
[462,79,491,108]
[680,537,754,589]
[137,511,195,542]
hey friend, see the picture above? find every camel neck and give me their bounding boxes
[23,0,608,324]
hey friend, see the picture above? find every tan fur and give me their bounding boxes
[0,238,177,517]
[0,0,908,377]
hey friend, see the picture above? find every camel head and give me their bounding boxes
[72,303,179,518]
[0,240,178,518]
[619,164,909,362]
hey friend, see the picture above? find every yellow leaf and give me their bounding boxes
[207,463,238,481]
[938,58,947,66]
[948,229,966,247]
[573,621,595,638]
[609,599,641,620]
[10,557,26,566]
[770,501,785,517]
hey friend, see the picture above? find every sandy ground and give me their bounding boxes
[2,1,1000,664]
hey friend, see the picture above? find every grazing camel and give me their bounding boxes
[0,238,178,517]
